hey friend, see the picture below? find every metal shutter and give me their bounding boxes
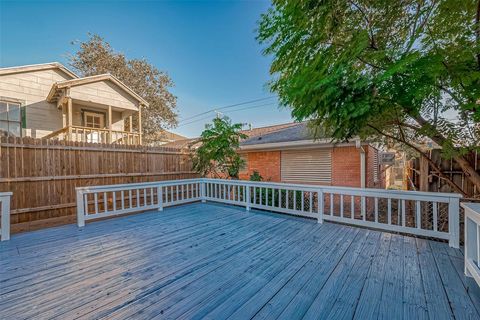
[281,149,332,184]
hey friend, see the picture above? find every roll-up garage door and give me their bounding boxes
[281,149,332,184]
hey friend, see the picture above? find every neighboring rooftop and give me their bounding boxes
[148,130,190,146]
[162,122,300,149]
[47,73,150,106]
[0,62,78,79]
[162,137,199,149]
[240,122,299,138]
[240,122,326,146]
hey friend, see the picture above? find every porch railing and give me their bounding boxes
[75,178,462,247]
[44,125,141,145]
[0,192,12,241]
[463,203,480,287]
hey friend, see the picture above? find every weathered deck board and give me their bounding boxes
[352,233,392,319]
[416,238,455,320]
[0,202,478,320]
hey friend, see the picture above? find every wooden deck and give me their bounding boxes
[1,203,479,319]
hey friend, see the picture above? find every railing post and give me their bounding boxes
[246,185,250,211]
[76,189,86,228]
[464,212,474,277]
[201,181,206,203]
[463,203,480,285]
[448,196,460,248]
[317,190,324,224]
[1,194,11,241]
[157,186,163,211]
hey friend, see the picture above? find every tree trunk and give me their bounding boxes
[414,115,480,194]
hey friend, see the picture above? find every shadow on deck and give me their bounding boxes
[0,202,479,319]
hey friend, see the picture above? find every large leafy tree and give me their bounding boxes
[69,34,177,142]
[258,0,480,194]
[192,116,247,179]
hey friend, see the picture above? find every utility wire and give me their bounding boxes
[178,96,276,123]
[177,102,277,128]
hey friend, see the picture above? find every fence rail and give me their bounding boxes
[463,203,480,287]
[76,178,462,248]
[0,192,12,241]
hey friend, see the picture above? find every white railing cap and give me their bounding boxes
[75,178,203,192]
[461,202,480,214]
[201,178,463,199]
[75,177,463,201]
[0,192,13,196]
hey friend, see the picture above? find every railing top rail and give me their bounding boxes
[70,125,141,135]
[75,178,203,192]
[0,192,13,197]
[461,202,480,214]
[201,178,463,200]
[75,177,462,201]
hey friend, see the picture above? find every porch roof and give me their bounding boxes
[46,73,149,108]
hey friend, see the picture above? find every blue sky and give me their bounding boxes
[0,0,293,137]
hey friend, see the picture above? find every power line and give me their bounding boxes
[178,96,276,123]
[224,102,277,114]
[177,102,277,128]
[177,114,217,128]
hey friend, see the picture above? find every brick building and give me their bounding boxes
[239,122,384,189]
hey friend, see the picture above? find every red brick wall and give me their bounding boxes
[239,151,281,182]
[240,146,383,188]
[331,146,362,187]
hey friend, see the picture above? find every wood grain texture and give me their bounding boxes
[0,136,198,232]
[0,203,478,319]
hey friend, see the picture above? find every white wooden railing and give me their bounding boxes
[44,125,142,145]
[463,203,480,287]
[0,192,12,241]
[76,179,202,227]
[75,178,462,247]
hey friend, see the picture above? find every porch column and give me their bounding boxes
[138,104,142,145]
[67,95,73,140]
[128,115,133,145]
[108,105,112,144]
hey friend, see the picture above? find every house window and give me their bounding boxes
[0,101,22,137]
[84,111,105,129]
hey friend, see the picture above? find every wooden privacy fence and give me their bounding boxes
[0,136,198,233]
[409,149,479,197]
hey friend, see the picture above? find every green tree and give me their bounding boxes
[192,116,247,179]
[69,34,177,142]
[258,0,480,194]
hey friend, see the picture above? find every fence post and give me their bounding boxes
[157,186,163,211]
[1,194,11,241]
[201,181,206,203]
[76,189,85,228]
[448,196,460,248]
[317,190,324,224]
[246,185,250,211]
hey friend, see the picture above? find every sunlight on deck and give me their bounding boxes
[0,203,479,319]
